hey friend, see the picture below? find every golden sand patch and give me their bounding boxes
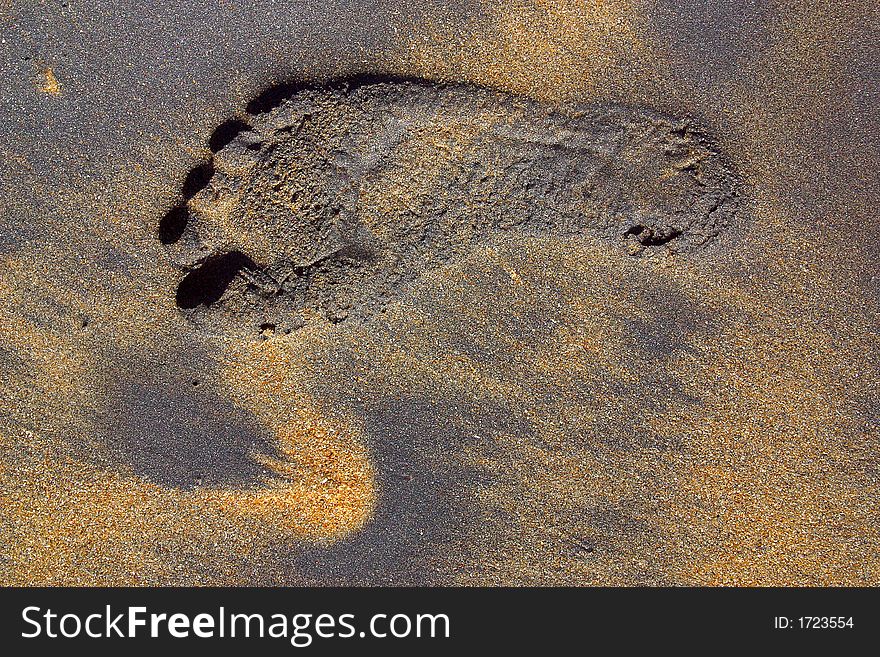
[0,438,303,586]
[402,0,656,101]
[0,255,99,432]
[661,263,877,585]
[215,334,376,540]
[38,66,61,96]
[206,410,375,540]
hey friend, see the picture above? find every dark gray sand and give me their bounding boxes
[0,1,877,585]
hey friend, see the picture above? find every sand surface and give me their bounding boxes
[0,0,877,585]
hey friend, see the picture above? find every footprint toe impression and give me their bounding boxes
[160,79,739,337]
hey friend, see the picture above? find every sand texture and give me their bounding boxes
[0,0,877,585]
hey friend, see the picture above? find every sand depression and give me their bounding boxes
[159,78,739,338]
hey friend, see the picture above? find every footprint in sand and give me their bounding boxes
[159,77,739,337]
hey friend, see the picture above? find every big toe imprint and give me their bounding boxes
[159,78,739,337]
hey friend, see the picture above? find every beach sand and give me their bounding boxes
[0,0,877,585]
